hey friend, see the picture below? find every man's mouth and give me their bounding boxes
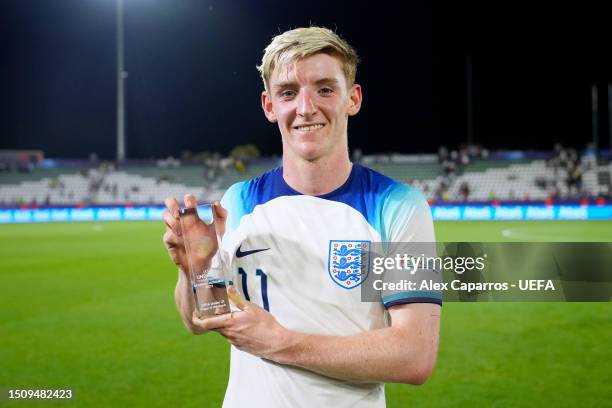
[294,124,325,131]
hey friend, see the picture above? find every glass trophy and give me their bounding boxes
[179,203,231,318]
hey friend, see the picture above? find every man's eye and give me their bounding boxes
[319,87,334,95]
[280,90,296,98]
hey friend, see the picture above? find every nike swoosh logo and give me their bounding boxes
[235,245,270,258]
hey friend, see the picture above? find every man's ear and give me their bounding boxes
[347,84,362,116]
[261,91,277,123]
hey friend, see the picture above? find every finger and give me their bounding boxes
[213,201,228,223]
[214,305,227,315]
[227,284,247,310]
[192,310,201,323]
[163,228,181,248]
[163,210,181,236]
[165,197,180,218]
[213,201,228,236]
[192,311,233,330]
[184,194,198,209]
[191,310,209,332]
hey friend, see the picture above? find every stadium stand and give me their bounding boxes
[0,159,280,206]
[1,149,611,207]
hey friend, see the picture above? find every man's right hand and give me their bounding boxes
[162,194,228,276]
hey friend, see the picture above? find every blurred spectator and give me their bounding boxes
[352,148,363,164]
[459,182,470,201]
[437,146,449,163]
[567,162,583,196]
[235,159,246,174]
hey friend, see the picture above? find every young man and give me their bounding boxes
[163,27,441,407]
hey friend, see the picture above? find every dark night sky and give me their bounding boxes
[1,1,611,159]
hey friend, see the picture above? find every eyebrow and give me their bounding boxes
[272,77,340,91]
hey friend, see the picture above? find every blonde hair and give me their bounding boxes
[257,26,360,93]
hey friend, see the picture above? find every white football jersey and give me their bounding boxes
[210,164,440,408]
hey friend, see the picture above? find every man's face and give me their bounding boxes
[262,53,362,162]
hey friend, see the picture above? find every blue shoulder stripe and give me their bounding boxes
[220,164,427,240]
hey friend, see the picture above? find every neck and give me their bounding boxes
[282,151,352,196]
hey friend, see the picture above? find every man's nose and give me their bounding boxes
[296,90,317,117]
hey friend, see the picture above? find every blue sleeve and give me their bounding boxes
[379,184,442,307]
[220,182,247,234]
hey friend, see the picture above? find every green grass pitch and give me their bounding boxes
[1,220,610,407]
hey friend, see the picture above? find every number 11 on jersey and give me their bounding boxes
[237,268,270,311]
